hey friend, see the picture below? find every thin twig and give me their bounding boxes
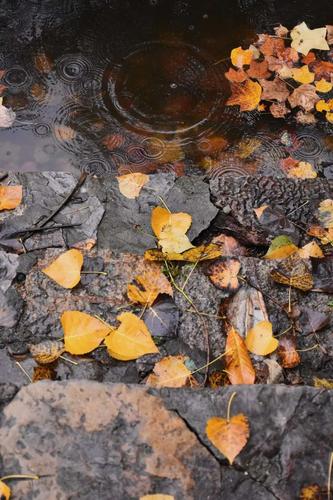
[181,261,199,291]
[0,474,39,481]
[15,361,32,382]
[328,451,333,500]
[59,355,78,366]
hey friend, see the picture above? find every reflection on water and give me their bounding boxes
[0,0,332,176]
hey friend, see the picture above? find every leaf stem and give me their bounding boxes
[59,355,78,366]
[81,271,108,276]
[227,391,237,422]
[0,474,39,481]
[15,361,32,383]
[328,451,333,500]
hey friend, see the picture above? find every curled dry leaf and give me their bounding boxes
[230,46,253,68]
[32,365,56,382]
[206,257,241,294]
[62,310,112,355]
[0,480,10,500]
[127,265,173,306]
[245,320,279,356]
[307,225,333,245]
[29,340,65,364]
[225,327,255,385]
[117,172,149,199]
[206,414,250,464]
[288,84,319,111]
[270,253,313,291]
[146,355,192,388]
[151,206,194,254]
[277,335,300,368]
[0,185,23,211]
[42,249,83,289]
[226,80,262,111]
[264,235,298,259]
[290,22,329,55]
[145,244,221,262]
[104,312,159,361]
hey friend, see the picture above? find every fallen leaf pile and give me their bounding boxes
[225,22,333,123]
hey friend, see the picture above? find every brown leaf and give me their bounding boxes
[206,414,250,464]
[270,254,313,291]
[247,60,271,79]
[206,257,241,294]
[288,84,319,111]
[260,77,289,102]
[225,327,256,384]
[274,25,289,37]
[0,185,23,211]
[127,265,173,306]
[277,335,300,368]
[224,67,248,83]
[258,35,285,57]
[270,102,290,118]
[310,60,333,80]
[102,133,124,150]
[34,52,53,73]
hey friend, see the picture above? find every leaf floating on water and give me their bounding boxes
[225,327,255,385]
[291,65,315,84]
[290,22,329,55]
[226,80,262,112]
[270,254,313,291]
[245,321,278,356]
[0,480,11,500]
[146,355,192,388]
[0,185,22,211]
[42,249,83,289]
[206,414,250,464]
[230,46,253,68]
[151,206,194,254]
[117,172,149,199]
[62,311,112,355]
[104,312,159,361]
[29,340,65,365]
[127,265,173,307]
[288,84,320,112]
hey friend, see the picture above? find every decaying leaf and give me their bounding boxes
[144,244,221,262]
[270,102,290,118]
[206,414,250,464]
[104,312,159,360]
[32,365,56,382]
[307,225,333,245]
[62,310,112,355]
[298,241,324,259]
[226,80,262,111]
[29,340,65,364]
[206,257,241,294]
[290,22,329,55]
[225,327,256,384]
[127,265,173,306]
[0,185,23,211]
[318,199,333,228]
[247,60,271,79]
[264,235,298,259]
[231,47,253,68]
[313,377,333,389]
[270,254,313,291]
[299,483,325,499]
[224,67,248,83]
[0,480,11,500]
[245,320,278,356]
[288,84,319,112]
[42,249,83,289]
[146,355,192,388]
[277,335,300,368]
[151,206,194,254]
[117,172,149,199]
[298,307,330,335]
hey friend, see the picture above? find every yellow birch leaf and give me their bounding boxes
[315,79,333,93]
[116,172,149,199]
[151,206,194,254]
[146,355,192,388]
[0,185,23,210]
[291,65,315,84]
[264,235,299,259]
[206,414,250,464]
[42,249,83,289]
[298,241,324,259]
[245,320,278,356]
[140,496,174,500]
[62,311,112,354]
[127,265,173,306]
[231,47,253,68]
[0,480,10,500]
[104,312,159,361]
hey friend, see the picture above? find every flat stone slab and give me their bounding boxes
[0,381,332,499]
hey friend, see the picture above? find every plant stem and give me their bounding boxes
[227,391,237,422]
[0,474,39,481]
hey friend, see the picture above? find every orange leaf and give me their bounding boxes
[299,484,323,500]
[270,254,313,291]
[264,235,299,259]
[298,241,324,259]
[151,206,194,254]
[307,225,333,245]
[230,47,253,68]
[277,335,300,368]
[0,480,10,500]
[146,355,192,388]
[127,265,173,306]
[226,80,262,112]
[117,172,149,199]
[62,311,112,355]
[104,312,159,361]
[0,185,22,210]
[318,199,333,228]
[247,60,271,79]
[224,68,248,83]
[206,258,241,293]
[315,79,333,93]
[225,327,255,384]
[42,249,83,289]
[245,320,278,355]
[206,414,250,464]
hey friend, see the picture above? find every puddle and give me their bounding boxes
[0,0,332,175]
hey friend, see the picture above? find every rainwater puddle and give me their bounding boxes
[0,0,332,176]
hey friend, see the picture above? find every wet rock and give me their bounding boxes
[0,381,221,499]
[0,287,23,328]
[143,296,180,341]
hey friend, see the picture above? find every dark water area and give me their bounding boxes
[0,0,333,176]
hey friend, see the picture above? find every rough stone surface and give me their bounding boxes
[1,381,332,499]
[0,381,221,500]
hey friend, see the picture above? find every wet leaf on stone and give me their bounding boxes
[245,320,279,356]
[0,480,10,500]
[298,307,330,335]
[206,413,250,464]
[29,340,65,365]
[270,254,313,291]
[145,244,221,262]
[277,335,300,368]
[104,312,159,361]
[62,311,112,355]
[117,173,149,199]
[0,185,22,211]
[206,257,241,294]
[146,355,192,388]
[307,225,333,245]
[313,377,333,389]
[225,327,255,385]
[151,206,194,254]
[127,265,173,307]
[264,235,298,259]
[42,249,83,289]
